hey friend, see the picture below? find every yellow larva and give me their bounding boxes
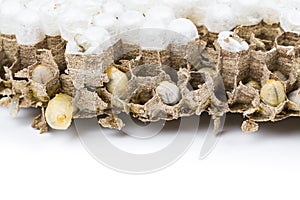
[106,66,128,98]
[260,79,286,107]
[45,94,74,130]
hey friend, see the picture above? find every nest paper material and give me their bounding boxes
[1,21,300,133]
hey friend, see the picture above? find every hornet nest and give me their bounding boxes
[1,22,300,133]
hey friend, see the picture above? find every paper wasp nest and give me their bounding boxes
[1,0,300,133]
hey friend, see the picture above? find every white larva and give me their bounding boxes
[15,9,46,45]
[31,65,53,84]
[156,81,181,105]
[217,31,249,52]
[288,88,300,105]
[167,18,199,45]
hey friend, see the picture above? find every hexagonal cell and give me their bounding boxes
[197,25,218,49]
[276,32,300,58]
[0,34,18,62]
[126,64,172,105]
[228,85,258,112]
[129,86,155,105]
[265,48,298,92]
[45,36,65,50]
[276,32,300,47]
[234,21,283,51]
[238,51,268,86]
[131,63,162,77]
[114,50,140,66]
[189,72,206,90]
[139,49,171,67]
[218,49,252,91]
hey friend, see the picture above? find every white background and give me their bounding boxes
[1,106,300,200]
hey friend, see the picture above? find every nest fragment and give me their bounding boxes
[1,21,300,133]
